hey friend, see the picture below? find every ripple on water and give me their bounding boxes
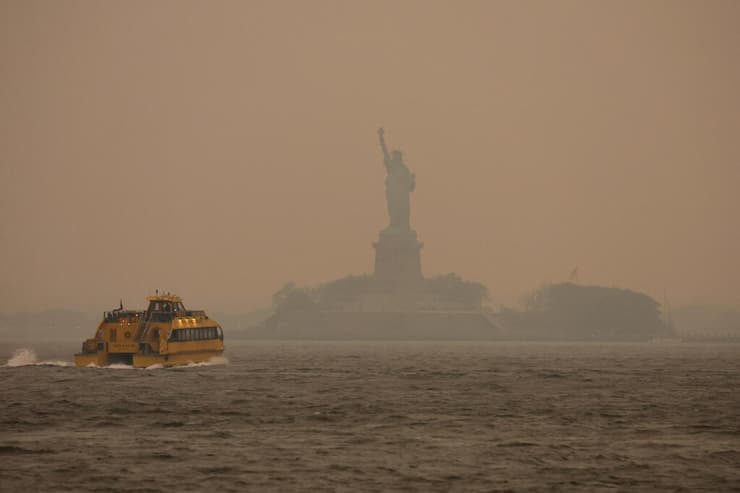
[1,341,740,491]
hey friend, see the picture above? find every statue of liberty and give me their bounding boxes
[377,127,415,232]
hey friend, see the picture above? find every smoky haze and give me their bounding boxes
[1,0,739,314]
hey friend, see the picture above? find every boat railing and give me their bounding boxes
[103,310,142,323]
[146,310,207,322]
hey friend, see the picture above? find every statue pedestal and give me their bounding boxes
[373,228,423,288]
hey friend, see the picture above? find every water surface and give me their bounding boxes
[1,341,739,491]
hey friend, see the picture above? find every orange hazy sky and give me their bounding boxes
[1,0,739,312]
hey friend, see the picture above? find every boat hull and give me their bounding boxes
[74,352,109,367]
[133,350,224,368]
[74,350,224,368]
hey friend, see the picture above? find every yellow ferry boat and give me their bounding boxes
[74,293,224,368]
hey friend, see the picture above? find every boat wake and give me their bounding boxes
[4,348,71,367]
[85,363,138,370]
[83,362,158,370]
[190,355,229,367]
[178,356,230,368]
[82,356,229,370]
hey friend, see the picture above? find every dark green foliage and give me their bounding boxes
[422,273,489,309]
[271,273,489,312]
[517,282,670,340]
[316,275,375,307]
[271,283,317,313]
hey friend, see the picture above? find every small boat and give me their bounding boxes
[75,293,224,368]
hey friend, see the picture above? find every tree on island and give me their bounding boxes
[271,273,489,313]
[316,275,375,307]
[511,282,671,340]
[423,273,489,310]
[271,282,317,313]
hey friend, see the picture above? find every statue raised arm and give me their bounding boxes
[378,127,391,164]
[376,127,414,232]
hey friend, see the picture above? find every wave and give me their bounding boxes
[4,348,71,367]
[4,349,229,369]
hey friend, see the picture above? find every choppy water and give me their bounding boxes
[1,340,739,492]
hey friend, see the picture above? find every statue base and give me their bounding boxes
[373,228,423,287]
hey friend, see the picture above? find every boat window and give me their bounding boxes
[217,327,223,339]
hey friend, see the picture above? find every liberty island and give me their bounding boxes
[249,128,497,339]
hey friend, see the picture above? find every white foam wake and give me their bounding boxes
[84,356,228,370]
[183,355,229,367]
[83,362,136,370]
[4,348,71,367]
